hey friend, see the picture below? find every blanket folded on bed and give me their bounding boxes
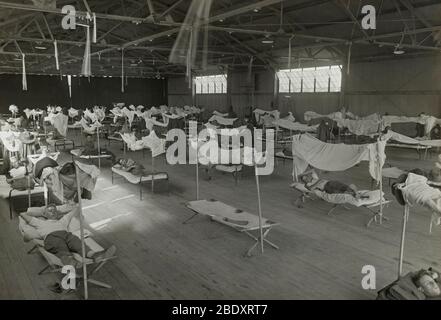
[401,173,441,205]
[399,173,441,226]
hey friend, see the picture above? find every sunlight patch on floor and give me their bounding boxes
[89,212,134,231]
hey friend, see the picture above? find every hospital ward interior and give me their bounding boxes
[0,0,440,301]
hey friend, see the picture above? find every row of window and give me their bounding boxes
[193,65,342,95]
[194,75,227,94]
[277,65,342,93]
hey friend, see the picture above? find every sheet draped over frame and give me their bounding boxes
[51,113,69,137]
[120,131,166,157]
[273,119,318,132]
[291,134,386,181]
[208,115,237,126]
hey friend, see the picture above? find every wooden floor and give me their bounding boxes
[0,134,440,300]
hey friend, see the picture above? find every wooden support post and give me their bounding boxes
[27,172,31,207]
[398,205,408,278]
[378,135,384,224]
[151,151,155,193]
[96,126,101,169]
[74,161,88,300]
[254,164,264,254]
[44,181,48,206]
[196,140,199,200]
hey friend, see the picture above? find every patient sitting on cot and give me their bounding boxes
[299,170,365,199]
[20,204,116,268]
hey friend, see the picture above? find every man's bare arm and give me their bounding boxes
[19,212,34,224]
[61,206,80,225]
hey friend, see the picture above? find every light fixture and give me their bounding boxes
[393,32,405,55]
[35,46,47,50]
[253,8,260,12]
[262,34,274,44]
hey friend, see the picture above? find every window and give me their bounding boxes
[278,71,290,93]
[315,66,330,92]
[329,65,342,92]
[302,67,315,93]
[194,74,227,94]
[277,65,342,93]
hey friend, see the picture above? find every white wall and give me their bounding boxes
[345,55,441,117]
[167,54,441,122]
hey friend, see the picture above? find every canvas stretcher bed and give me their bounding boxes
[27,235,115,291]
[0,175,45,219]
[275,151,293,165]
[291,182,390,227]
[47,137,75,151]
[212,164,242,185]
[70,149,113,161]
[386,143,431,159]
[19,212,116,293]
[186,199,279,256]
[111,166,169,199]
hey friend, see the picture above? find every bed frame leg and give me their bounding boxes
[327,204,339,216]
[366,213,389,228]
[27,245,38,254]
[294,194,306,208]
[183,212,199,225]
[38,265,51,275]
[88,278,112,289]
[9,190,13,220]
[244,229,278,257]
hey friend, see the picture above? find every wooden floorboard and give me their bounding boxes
[0,135,440,299]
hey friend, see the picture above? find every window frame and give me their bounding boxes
[277,65,342,93]
[194,74,228,95]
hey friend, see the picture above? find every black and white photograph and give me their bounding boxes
[0,0,440,306]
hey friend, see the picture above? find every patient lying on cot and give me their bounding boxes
[113,158,149,176]
[299,170,366,199]
[19,204,116,268]
[79,134,115,160]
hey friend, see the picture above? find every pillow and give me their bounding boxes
[18,217,40,242]
[19,210,88,243]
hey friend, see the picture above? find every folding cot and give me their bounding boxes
[291,181,391,227]
[111,166,169,200]
[186,199,279,257]
[289,133,389,226]
[21,217,115,291]
[386,143,431,160]
[70,149,113,165]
